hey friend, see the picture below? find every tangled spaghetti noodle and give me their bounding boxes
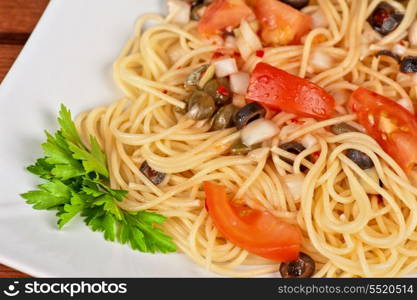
[75,0,417,277]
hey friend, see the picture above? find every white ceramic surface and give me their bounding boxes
[0,0,215,277]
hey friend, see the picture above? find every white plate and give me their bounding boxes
[0,0,214,277]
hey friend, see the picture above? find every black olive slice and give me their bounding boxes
[400,56,417,73]
[233,102,266,129]
[375,50,401,64]
[140,161,166,185]
[367,2,404,36]
[280,252,316,278]
[280,0,309,10]
[346,149,374,170]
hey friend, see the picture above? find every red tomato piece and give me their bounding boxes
[246,62,335,119]
[204,181,301,262]
[198,0,255,37]
[349,87,417,174]
[253,0,312,45]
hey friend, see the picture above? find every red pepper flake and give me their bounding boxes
[233,51,241,58]
[311,151,321,161]
[163,90,168,94]
[255,50,265,58]
[217,85,230,96]
[290,118,304,125]
[399,40,406,46]
[212,51,223,59]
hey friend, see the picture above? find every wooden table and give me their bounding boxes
[0,0,49,277]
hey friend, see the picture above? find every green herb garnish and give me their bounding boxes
[22,105,176,254]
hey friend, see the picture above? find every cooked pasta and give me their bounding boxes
[75,0,417,277]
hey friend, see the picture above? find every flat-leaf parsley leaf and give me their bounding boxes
[21,105,176,254]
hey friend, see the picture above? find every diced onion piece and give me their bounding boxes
[282,173,305,201]
[167,0,190,24]
[247,147,269,162]
[232,94,246,108]
[230,72,250,94]
[300,134,317,149]
[214,58,238,78]
[397,98,414,113]
[358,168,379,194]
[409,20,417,47]
[310,50,334,72]
[311,10,328,29]
[236,19,262,60]
[240,19,262,51]
[224,35,237,49]
[330,89,350,106]
[236,35,253,60]
[167,43,186,63]
[392,43,407,56]
[241,119,279,146]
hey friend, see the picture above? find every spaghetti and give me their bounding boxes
[75,0,417,277]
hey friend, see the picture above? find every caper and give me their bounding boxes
[346,149,374,170]
[230,140,261,155]
[140,161,166,185]
[184,64,209,91]
[330,122,359,135]
[203,78,232,105]
[233,102,266,130]
[187,90,216,120]
[211,104,238,131]
[279,252,315,278]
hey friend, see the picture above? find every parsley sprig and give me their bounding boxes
[22,105,176,254]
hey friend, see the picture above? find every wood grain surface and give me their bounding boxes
[0,0,49,277]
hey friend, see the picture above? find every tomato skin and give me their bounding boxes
[198,0,255,37]
[204,181,301,262]
[253,0,312,45]
[349,87,417,174]
[246,63,335,119]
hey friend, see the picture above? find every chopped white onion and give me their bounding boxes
[236,35,253,60]
[409,20,417,47]
[167,0,190,24]
[224,35,237,49]
[311,10,328,29]
[300,134,317,149]
[241,119,279,146]
[240,19,262,51]
[358,168,379,194]
[232,94,246,108]
[310,50,334,72]
[330,89,350,106]
[167,43,186,63]
[397,98,414,113]
[282,173,305,201]
[214,58,238,78]
[236,19,262,60]
[247,147,269,162]
[411,73,417,85]
[392,43,407,56]
[230,72,250,95]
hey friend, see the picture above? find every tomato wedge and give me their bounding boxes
[246,62,335,119]
[198,0,255,37]
[349,87,417,174]
[253,0,312,45]
[203,181,301,261]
